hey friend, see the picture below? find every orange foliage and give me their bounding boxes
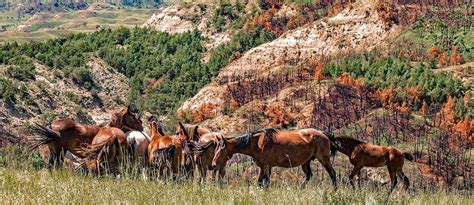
[265,103,290,127]
[336,72,365,88]
[437,52,448,66]
[312,63,325,81]
[453,116,474,143]
[439,96,456,127]
[327,6,342,17]
[398,101,409,113]
[148,77,165,88]
[463,93,470,106]
[421,101,428,116]
[229,98,239,109]
[449,46,464,65]
[377,87,396,108]
[407,86,421,102]
[428,47,448,66]
[193,103,216,123]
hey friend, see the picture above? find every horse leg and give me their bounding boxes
[47,145,62,169]
[317,154,338,188]
[257,166,266,188]
[217,166,226,185]
[349,166,363,190]
[301,160,313,188]
[357,169,362,189]
[398,171,410,191]
[263,167,272,189]
[197,159,207,184]
[388,166,398,193]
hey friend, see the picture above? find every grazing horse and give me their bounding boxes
[147,119,186,179]
[335,137,413,192]
[30,105,143,168]
[80,127,127,176]
[191,134,228,183]
[125,131,150,163]
[212,128,340,188]
[177,123,222,182]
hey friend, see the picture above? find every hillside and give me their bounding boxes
[0,3,155,43]
[0,57,129,141]
[177,0,401,132]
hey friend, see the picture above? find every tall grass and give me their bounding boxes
[0,146,471,204]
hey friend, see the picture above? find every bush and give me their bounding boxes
[65,66,95,89]
[0,77,17,103]
[6,56,36,81]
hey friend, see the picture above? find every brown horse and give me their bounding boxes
[80,127,127,176]
[186,132,225,182]
[335,137,413,192]
[147,118,186,179]
[30,105,143,168]
[212,128,340,188]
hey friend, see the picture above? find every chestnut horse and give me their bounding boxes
[147,118,187,179]
[212,128,340,188]
[80,127,127,176]
[335,137,413,192]
[30,105,143,168]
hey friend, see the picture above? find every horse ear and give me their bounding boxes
[222,136,228,144]
[178,122,190,140]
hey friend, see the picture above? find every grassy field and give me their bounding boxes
[0,8,155,43]
[0,167,471,204]
[0,146,471,204]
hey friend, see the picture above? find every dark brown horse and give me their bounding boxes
[335,137,413,192]
[30,105,143,168]
[80,127,127,176]
[212,128,340,188]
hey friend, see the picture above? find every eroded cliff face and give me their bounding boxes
[143,3,232,49]
[177,0,401,133]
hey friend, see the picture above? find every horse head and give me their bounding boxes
[123,104,144,131]
[177,122,200,142]
[212,135,231,169]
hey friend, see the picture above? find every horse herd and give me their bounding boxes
[29,105,414,192]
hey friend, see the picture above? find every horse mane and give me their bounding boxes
[235,128,277,149]
[235,133,251,149]
[335,136,366,146]
[108,108,127,128]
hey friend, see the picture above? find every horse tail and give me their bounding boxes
[81,135,118,161]
[323,131,341,158]
[403,152,414,162]
[152,145,176,169]
[28,123,61,152]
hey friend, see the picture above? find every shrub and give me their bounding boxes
[6,56,36,81]
[0,77,17,103]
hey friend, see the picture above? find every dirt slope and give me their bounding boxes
[177,0,401,133]
[0,58,129,144]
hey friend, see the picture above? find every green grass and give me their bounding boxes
[0,146,471,204]
[0,9,156,44]
[0,167,471,204]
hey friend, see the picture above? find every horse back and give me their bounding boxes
[274,128,327,145]
[198,132,221,143]
[94,127,127,147]
[51,119,77,132]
